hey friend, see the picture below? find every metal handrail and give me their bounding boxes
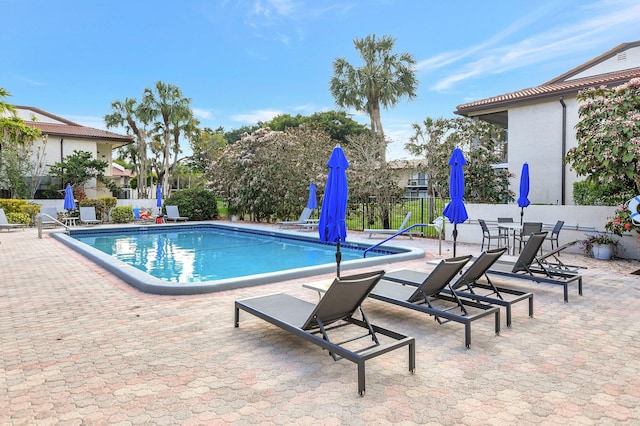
[363,222,443,258]
[37,214,70,239]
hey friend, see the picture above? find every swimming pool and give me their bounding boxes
[53,223,424,295]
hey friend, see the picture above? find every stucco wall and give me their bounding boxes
[444,203,640,260]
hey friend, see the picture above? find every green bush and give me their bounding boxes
[163,188,218,221]
[7,212,31,225]
[573,181,634,206]
[110,206,133,223]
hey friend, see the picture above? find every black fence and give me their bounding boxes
[347,197,449,238]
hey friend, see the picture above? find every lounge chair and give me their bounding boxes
[363,212,414,239]
[276,207,312,229]
[386,247,533,328]
[486,232,583,302]
[133,208,156,224]
[370,256,501,349]
[235,270,416,396]
[39,207,59,228]
[165,205,188,222]
[79,207,101,225]
[535,240,583,274]
[0,208,26,231]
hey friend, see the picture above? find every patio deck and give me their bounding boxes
[1,222,640,424]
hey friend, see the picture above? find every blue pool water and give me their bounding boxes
[53,223,424,295]
[72,226,386,282]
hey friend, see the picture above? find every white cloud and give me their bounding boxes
[232,109,284,123]
[424,0,640,91]
[192,108,212,120]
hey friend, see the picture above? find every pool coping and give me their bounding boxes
[52,222,425,295]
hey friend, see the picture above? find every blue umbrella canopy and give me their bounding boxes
[156,184,163,209]
[442,148,468,256]
[318,145,349,277]
[517,163,530,224]
[307,183,318,210]
[63,184,76,211]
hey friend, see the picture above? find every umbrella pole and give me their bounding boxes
[336,240,342,278]
[520,208,524,225]
[452,224,458,257]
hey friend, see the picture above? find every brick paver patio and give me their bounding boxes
[1,223,640,425]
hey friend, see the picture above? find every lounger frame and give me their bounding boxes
[373,256,501,348]
[234,271,415,395]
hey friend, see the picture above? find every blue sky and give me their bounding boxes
[2,0,640,160]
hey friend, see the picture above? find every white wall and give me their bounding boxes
[444,203,640,259]
[569,45,640,79]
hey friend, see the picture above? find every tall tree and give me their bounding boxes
[138,82,198,198]
[406,117,514,204]
[330,34,418,161]
[105,98,150,198]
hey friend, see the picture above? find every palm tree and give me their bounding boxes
[330,34,418,162]
[104,98,150,198]
[138,81,196,198]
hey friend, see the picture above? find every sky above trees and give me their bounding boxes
[2,0,640,159]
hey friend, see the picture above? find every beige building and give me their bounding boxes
[455,41,640,205]
[11,106,132,198]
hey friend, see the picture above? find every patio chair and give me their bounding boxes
[276,207,312,229]
[0,208,26,231]
[497,217,513,239]
[79,207,101,225]
[364,212,414,239]
[514,222,543,253]
[234,270,416,396]
[39,207,59,228]
[486,232,583,302]
[544,220,564,252]
[165,205,188,222]
[478,219,507,251]
[369,255,501,349]
[384,247,533,328]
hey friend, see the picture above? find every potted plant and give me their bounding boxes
[579,233,621,260]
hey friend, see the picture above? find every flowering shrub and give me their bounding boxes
[566,78,640,195]
[604,204,639,236]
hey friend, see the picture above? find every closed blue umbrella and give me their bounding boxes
[63,184,76,211]
[442,148,469,257]
[318,145,349,277]
[517,163,530,225]
[307,183,318,210]
[156,184,163,209]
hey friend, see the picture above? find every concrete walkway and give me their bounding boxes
[1,223,640,425]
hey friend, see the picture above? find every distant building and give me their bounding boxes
[455,41,640,205]
[7,106,133,199]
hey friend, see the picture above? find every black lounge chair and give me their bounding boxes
[486,232,583,302]
[234,270,416,396]
[535,240,584,274]
[386,248,533,328]
[371,256,501,349]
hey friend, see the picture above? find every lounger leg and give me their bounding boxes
[465,324,471,349]
[528,295,534,318]
[234,306,240,327]
[563,284,569,303]
[578,277,583,296]
[357,360,366,396]
[494,311,501,335]
[506,306,512,328]
[409,341,416,373]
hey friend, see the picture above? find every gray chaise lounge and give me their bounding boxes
[234,270,416,396]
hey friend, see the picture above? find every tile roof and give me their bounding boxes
[455,67,640,114]
[24,121,133,142]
